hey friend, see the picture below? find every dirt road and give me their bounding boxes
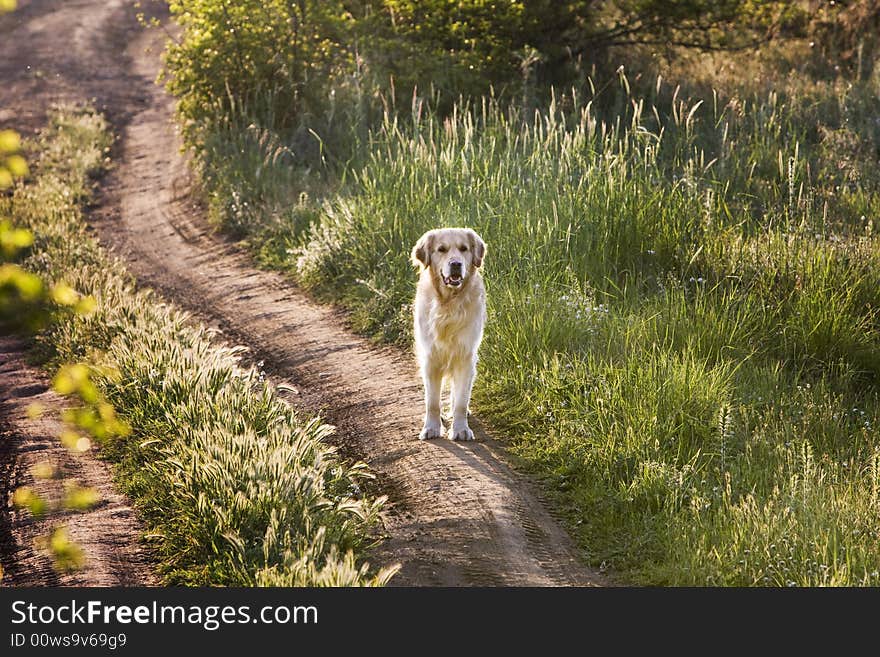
[0,0,608,585]
[0,338,156,586]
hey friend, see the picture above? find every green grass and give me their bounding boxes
[184,65,880,585]
[3,107,394,586]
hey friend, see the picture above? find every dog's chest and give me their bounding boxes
[427,297,481,346]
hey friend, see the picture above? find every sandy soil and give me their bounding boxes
[0,337,156,586]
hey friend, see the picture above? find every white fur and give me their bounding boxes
[411,228,487,441]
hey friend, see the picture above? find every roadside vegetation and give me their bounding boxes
[163,0,880,585]
[2,107,394,586]
[1,0,112,577]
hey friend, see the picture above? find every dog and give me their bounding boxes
[411,227,487,441]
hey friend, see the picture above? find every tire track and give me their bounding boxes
[0,338,156,586]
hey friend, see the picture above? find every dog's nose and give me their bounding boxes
[449,260,463,274]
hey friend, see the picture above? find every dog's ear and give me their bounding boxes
[469,229,486,268]
[411,231,433,268]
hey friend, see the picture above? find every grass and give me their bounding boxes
[182,60,880,585]
[2,106,395,586]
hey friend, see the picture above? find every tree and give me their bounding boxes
[355,0,792,106]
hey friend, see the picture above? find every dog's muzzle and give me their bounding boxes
[443,261,464,287]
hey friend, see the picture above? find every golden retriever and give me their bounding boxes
[411,227,487,441]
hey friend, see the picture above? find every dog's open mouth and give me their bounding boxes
[442,273,463,287]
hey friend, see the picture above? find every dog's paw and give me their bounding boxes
[419,424,443,440]
[449,426,475,442]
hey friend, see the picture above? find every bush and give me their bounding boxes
[163,0,794,144]
[164,0,354,135]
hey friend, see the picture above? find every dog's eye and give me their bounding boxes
[460,245,468,251]
[437,246,448,253]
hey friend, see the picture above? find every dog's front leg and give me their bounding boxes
[419,361,444,440]
[449,363,476,441]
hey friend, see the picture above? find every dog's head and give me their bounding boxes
[411,228,486,290]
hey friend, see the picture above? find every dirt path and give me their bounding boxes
[0,338,156,586]
[1,0,609,586]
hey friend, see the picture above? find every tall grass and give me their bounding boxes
[188,65,880,585]
[4,107,394,586]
